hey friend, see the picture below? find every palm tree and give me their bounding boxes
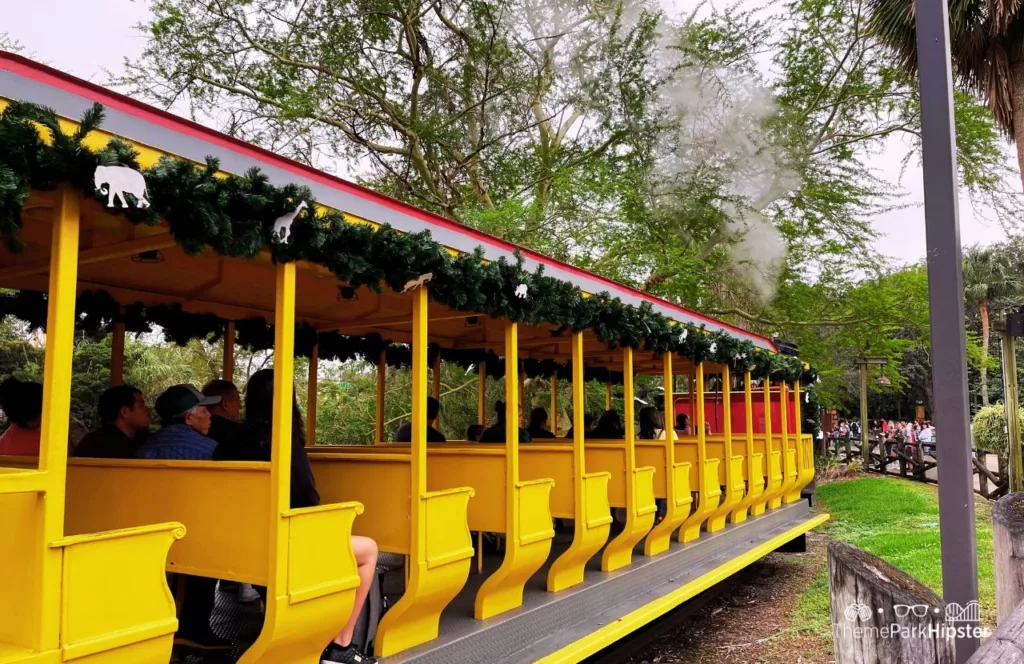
[868,0,1024,188]
[963,246,1021,406]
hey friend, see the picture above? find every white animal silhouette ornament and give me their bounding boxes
[514,284,528,299]
[272,201,308,244]
[403,273,433,292]
[709,342,718,355]
[94,165,150,209]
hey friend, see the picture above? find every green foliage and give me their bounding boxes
[971,403,1022,455]
[0,101,811,382]
[811,478,995,628]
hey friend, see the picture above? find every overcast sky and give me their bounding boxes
[3,0,1016,264]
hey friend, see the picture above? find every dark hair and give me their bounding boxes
[0,377,43,427]
[202,379,239,400]
[245,369,304,448]
[584,413,595,428]
[427,396,440,421]
[638,406,658,439]
[529,407,548,430]
[98,385,142,424]
[596,409,621,436]
[466,424,486,441]
[494,400,506,421]
[675,413,689,430]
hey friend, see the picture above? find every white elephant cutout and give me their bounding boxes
[94,165,150,209]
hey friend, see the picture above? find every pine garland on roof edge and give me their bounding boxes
[0,101,814,384]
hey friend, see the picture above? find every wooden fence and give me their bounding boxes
[822,433,1008,501]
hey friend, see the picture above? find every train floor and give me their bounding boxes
[173,501,821,663]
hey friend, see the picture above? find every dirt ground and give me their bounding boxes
[626,533,833,664]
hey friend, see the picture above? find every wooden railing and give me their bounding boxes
[822,434,1008,500]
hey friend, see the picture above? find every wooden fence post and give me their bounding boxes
[994,493,1024,624]
[966,599,1024,663]
[829,541,953,664]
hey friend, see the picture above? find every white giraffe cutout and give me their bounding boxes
[272,201,308,244]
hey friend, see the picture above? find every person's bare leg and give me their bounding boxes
[333,535,378,646]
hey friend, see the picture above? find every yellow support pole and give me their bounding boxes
[783,382,805,503]
[223,320,235,381]
[731,371,763,523]
[475,321,554,618]
[375,350,387,443]
[37,185,80,651]
[269,261,296,565]
[679,362,720,543]
[477,361,487,424]
[763,380,785,510]
[605,382,613,410]
[307,342,318,447]
[547,333,612,590]
[550,372,558,435]
[376,285,475,655]
[519,360,526,424]
[708,366,742,532]
[431,353,441,428]
[688,373,696,430]
[412,287,429,513]
[601,347,656,571]
[109,320,125,386]
[645,352,691,556]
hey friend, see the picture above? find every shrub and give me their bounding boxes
[971,403,1024,455]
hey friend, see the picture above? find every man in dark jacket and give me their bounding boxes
[394,397,446,442]
[75,385,151,458]
[202,379,241,446]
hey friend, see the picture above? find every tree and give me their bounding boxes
[963,245,1021,406]
[868,0,1024,189]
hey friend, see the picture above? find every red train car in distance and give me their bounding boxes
[674,387,800,435]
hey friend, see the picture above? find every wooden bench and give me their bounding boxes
[582,440,656,570]
[304,451,475,654]
[308,445,553,624]
[60,458,364,664]
[0,458,182,664]
[634,440,693,555]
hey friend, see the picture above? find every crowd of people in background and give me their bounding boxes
[828,417,936,455]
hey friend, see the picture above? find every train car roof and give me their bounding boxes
[0,51,775,353]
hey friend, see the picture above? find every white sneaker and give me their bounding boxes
[237,583,260,603]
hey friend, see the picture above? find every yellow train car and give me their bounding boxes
[0,52,826,664]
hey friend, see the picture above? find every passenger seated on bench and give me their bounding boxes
[393,396,446,442]
[591,409,624,439]
[479,400,532,443]
[201,379,241,446]
[527,407,556,439]
[0,376,43,456]
[215,369,380,664]
[136,385,220,460]
[638,406,659,440]
[674,413,692,436]
[133,385,228,652]
[466,423,486,442]
[76,385,151,458]
[565,413,595,439]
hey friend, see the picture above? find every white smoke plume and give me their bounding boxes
[651,9,796,302]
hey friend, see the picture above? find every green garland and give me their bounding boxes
[0,102,814,384]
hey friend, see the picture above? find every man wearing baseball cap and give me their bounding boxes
[136,384,221,460]
[135,384,231,652]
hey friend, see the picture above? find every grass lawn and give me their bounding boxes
[789,475,995,650]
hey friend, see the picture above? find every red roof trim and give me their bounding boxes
[0,51,774,349]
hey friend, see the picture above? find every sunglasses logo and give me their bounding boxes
[893,604,937,618]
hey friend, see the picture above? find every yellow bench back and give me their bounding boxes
[64,458,272,584]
